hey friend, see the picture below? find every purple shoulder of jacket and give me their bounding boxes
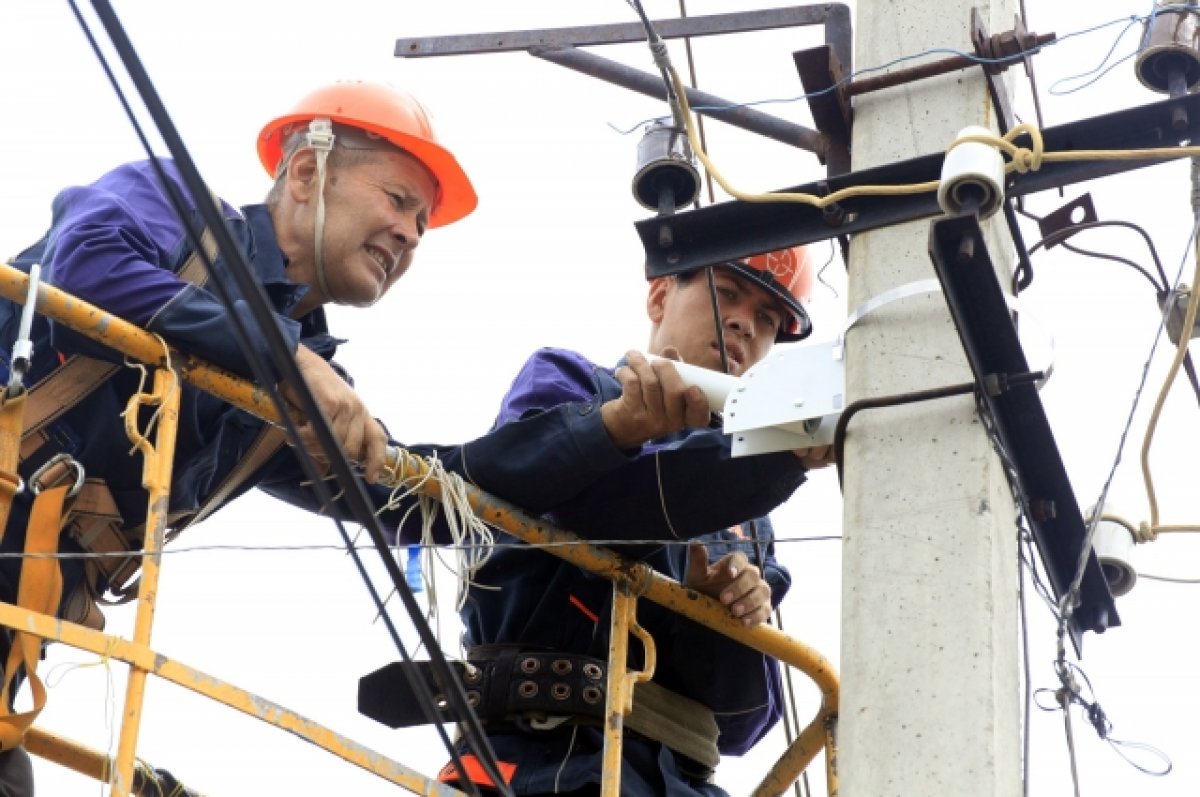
[44,159,225,325]
[495,347,613,425]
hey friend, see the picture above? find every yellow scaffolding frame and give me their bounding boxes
[0,261,839,796]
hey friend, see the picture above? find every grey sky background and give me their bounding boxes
[1,1,1197,795]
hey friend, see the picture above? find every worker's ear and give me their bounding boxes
[284,148,319,203]
[646,276,671,324]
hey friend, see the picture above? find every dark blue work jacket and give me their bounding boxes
[448,348,808,795]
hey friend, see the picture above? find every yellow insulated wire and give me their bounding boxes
[1141,244,1200,533]
[668,62,1200,208]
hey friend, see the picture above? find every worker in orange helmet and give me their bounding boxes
[403,246,833,796]
[0,80,475,795]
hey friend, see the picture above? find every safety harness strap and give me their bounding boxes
[18,359,119,452]
[16,204,219,461]
[167,424,287,540]
[0,483,68,750]
[628,680,720,772]
[7,199,255,604]
[97,422,289,604]
[0,393,27,545]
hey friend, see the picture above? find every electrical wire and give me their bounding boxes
[815,240,840,300]
[1035,217,1200,792]
[1020,214,1200,404]
[1046,13,1144,96]
[1026,219,1169,291]
[1139,226,1200,533]
[1017,528,1033,797]
[1059,239,1162,294]
[664,76,1200,213]
[1017,0,1050,150]
[0,533,844,565]
[73,2,509,792]
[772,603,808,797]
[975,389,1169,790]
[627,3,733,375]
[610,11,1148,135]
[676,0,716,207]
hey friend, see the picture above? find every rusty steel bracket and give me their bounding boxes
[792,9,1053,166]
[396,4,852,178]
[794,45,852,175]
[1037,194,1099,249]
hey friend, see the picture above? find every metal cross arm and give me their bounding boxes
[637,90,1200,276]
[395,5,849,58]
[395,5,851,164]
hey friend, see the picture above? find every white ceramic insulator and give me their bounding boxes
[937,125,1005,220]
[643,353,738,410]
[1093,516,1138,598]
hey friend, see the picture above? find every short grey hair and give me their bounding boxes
[264,122,407,207]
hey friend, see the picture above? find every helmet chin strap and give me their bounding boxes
[306,119,338,304]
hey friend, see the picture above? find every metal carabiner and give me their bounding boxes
[6,262,42,397]
[29,452,85,499]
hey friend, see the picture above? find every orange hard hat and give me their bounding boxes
[724,246,814,341]
[257,81,478,228]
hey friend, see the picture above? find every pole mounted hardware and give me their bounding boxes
[637,90,1200,277]
[928,212,1119,652]
[397,5,853,177]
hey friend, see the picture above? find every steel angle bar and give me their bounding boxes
[530,46,825,154]
[395,5,846,56]
[928,213,1118,653]
[639,90,1200,276]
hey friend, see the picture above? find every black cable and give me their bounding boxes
[704,267,733,375]
[816,240,840,300]
[628,0,679,107]
[1059,239,1162,293]
[676,0,716,207]
[772,604,806,797]
[1025,219,1169,290]
[1006,200,1037,293]
[1021,217,1200,405]
[1058,236,1200,402]
[75,2,508,792]
[1018,534,1033,797]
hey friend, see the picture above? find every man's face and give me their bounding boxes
[310,148,438,307]
[646,268,786,376]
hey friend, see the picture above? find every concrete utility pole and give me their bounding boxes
[840,1,1022,795]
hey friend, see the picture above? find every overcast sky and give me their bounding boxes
[1,1,1198,795]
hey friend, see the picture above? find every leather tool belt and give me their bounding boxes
[359,648,722,777]
[359,649,608,730]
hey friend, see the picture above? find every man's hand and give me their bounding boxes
[794,444,836,470]
[684,541,773,627]
[600,350,711,450]
[282,345,390,483]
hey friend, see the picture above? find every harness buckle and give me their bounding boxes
[29,452,85,498]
